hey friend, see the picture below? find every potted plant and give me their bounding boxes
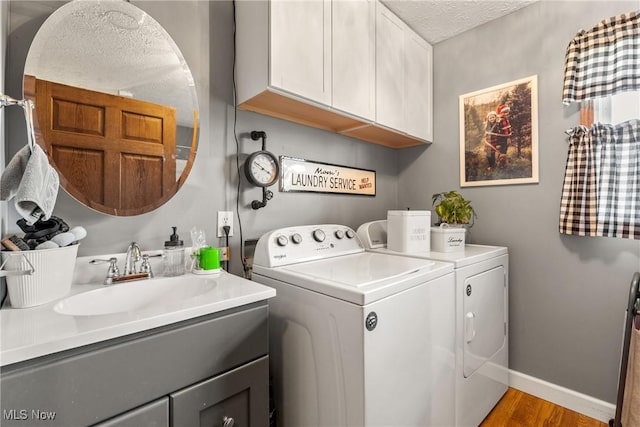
[431,191,477,227]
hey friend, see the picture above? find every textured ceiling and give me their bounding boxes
[384,0,539,44]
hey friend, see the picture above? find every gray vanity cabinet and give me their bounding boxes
[1,302,269,427]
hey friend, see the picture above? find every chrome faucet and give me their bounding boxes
[90,242,156,285]
[124,242,141,275]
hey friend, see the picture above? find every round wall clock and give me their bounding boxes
[244,150,280,187]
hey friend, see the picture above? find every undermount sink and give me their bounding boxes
[53,275,218,316]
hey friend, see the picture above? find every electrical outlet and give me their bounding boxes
[217,211,234,237]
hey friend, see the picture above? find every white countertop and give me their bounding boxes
[0,267,275,367]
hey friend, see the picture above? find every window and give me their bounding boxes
[591,91,640,125]
[560,10,640,240]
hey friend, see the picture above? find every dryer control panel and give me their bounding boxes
[253,224,364,267]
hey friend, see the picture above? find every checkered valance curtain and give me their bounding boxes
[560,120,640,239]
[562,10,640,105]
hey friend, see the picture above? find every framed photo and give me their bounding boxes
[459,75,539,187]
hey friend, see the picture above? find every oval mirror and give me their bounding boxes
[23,0,199,216]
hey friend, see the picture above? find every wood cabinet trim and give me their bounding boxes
[239,90,427,148]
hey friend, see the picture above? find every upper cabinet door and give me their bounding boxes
[270,0,332,105]
[332,0,375,121]
[375,1,433,141]
[405,29,433,141]
[375,2,406,131]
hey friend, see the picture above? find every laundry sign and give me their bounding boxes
[280,156,376,196]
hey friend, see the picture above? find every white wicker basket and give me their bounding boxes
[1,244,78,308]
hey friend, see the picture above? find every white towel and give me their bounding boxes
[0,145,30,201]
[0,144,59,225]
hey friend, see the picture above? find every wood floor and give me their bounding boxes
[480,388,608,427]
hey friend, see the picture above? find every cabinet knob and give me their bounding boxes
[223,416,235,427]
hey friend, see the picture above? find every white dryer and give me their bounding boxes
[252,224,456,427]
[357,220,509,427]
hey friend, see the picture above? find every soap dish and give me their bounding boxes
[192,268,221,275]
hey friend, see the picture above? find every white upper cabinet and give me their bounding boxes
[376,2,405,130]
[375,1,433,141]
[405,28,433,141]
[375,2,406,132]
[270,0,332,105]
[332,0,376,121]
[235,0,433,148]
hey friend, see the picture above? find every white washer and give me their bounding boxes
[252,224,456,427]
[357,220,509,427]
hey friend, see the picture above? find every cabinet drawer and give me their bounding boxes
[92,398,168,427]
[171,356,269,427]
[1,303,268,427]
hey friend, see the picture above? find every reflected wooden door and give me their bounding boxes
[30,77,176,215]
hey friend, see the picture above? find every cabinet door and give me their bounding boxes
[270,0,331,105]
[375,1,405,131]
[171,356,269,427]
[332,0,375,120]
[405,28,433,141]
[93,398,168,427]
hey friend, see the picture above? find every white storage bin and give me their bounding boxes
[387,210,430,253]
[0,244,78,308]
[431,225,466,252]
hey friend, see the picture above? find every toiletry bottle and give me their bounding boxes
[163,226,185,277]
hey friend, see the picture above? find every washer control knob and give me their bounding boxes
[346,229,355,239]
[276,235,289,247]
[335,230,345,239]
[312,229,326,242]
[291,233,302,244]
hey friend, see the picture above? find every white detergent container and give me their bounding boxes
[431,223,466,252]
[387,210,430,253]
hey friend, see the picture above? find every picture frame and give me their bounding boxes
[459,75,539,187]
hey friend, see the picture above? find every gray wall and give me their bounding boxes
[4,1,398,274]
[398,1,640,402]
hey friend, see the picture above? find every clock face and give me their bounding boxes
[245,151,279,187]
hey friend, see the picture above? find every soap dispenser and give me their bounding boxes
[163,226,185,277]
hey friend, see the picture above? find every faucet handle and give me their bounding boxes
[90,257,120,285]
[139,254,154,278]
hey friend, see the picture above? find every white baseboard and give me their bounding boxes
[509,369,616,423]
